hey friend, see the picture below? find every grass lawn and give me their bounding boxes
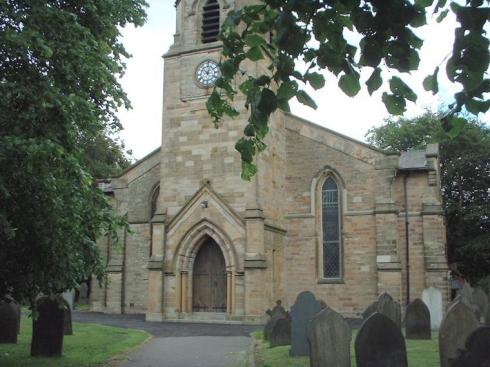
[0,315,150,367]
[253,330,440,367]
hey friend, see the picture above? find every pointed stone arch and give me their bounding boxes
[173,219,238,315]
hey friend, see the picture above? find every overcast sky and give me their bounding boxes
[117,1,488,160]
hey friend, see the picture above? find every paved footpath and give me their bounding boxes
[73,312,258,367]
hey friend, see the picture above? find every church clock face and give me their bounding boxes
[195,60,220,88]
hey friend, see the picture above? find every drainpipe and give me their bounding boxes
[403,173,410,305]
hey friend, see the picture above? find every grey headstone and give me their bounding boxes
[355,312,408,367]
[270,317,291,348]
[62,290,75,311]
[377,292,402,328]
[472,288,488,323]
[439,301,479,367]
[264,300,287,341]
[458,283,474,304]
[405,298,431,340]
[78,283,89,302]
[62,298,72,336]
[307,306,351,367]
[31,296,64,357]
[289,291,323,356]
[487,294,490,324]
[0,301,18,344]
[362,301,378,320]
[449,325,490,367]
[422,287,443,330]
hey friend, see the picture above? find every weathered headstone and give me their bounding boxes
[472,287,488,323]
[264,300,287,341]
[422,286,443,330]
[377,292,402,328]
[439,301,479,367]
[78,283,89,303]
[270,317,291,347]
[307,306,351,367]
[487,294,490,324]
[459,282,474,304]
[355,312,408,367]
[362,301,378,320]
[0,301,18,344]
[289,291,323,356]
[31,296,64,357]
[405,298,431,340]
[62,290,75,311]
[62,298,73,336]
[449,326,490,367]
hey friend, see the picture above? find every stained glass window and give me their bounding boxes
[322,177,341,278]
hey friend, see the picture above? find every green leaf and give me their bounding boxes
[338,73,361,97]
[366,68,382,95]
[436,9,449,23]
[305,72,326,90]
[277,80,297,100]
[465,99,490,114]
[423,67,440,95]
[245,34,266,48]
[246,47,264,61]
[221,60,238,79]
[447,116,467,138]
[241,161,258,181]
[257,88,278,115]
[389,77,417,102]
[382,92,407,115]
[415,0,434,7]
[296,90,318,109]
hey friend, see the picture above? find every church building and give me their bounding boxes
[90,0,449,322]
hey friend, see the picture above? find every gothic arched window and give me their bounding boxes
[322,177,341,279]
[202,0,220,43]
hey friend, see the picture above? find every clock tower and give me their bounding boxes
[146,0,287,322]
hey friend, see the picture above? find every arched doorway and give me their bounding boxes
[192,237,227,312]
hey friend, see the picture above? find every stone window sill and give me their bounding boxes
[318,278,344,284]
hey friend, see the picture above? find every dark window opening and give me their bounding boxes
[202,0,220,43]
[322,177,341,278]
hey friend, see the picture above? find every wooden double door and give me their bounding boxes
[192,238,227,312]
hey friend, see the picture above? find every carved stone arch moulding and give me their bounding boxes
[188,0,231,16]
[172,219,238,274]
[149,182,160,218]
[310,165,347,217]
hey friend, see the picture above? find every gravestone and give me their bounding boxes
[405,298,431,340]
[0,301,18,344]
[78,283,89,303]
[264,300,287,341]
[377,292,402,328]
[362,301,378,320]
[439,301,479,367]
[307,306,351,367]
[355,312,408,367]
[289,291,323,356]
[459,282,474,304]
[62,298,72,336]
[269,317,291,347]
[422,287,443,330]
[472,287,488,323]
[62,290,75,311]
[487,294,490,324]
[449,325,490,367]
[31,296,64,357]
